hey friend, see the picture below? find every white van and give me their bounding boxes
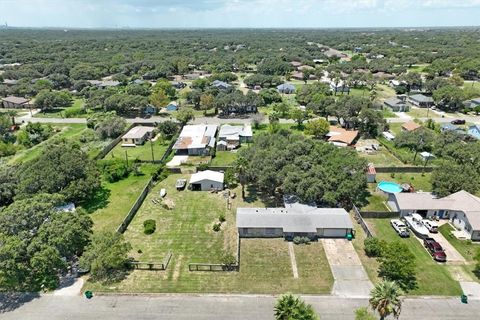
[423,220,438,233]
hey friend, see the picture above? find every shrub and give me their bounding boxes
[293,236,311,245]
[379,241,417,291]
[64,106,85,118]
[218,214,226,223]
[364,237,385,257]
[97,159,131,183]
[143,219,156,234]
[198,163,209,171]
[213,222,221,232]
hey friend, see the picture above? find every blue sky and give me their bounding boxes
[0,0,480,28]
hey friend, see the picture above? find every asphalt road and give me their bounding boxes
[0,294,479,320]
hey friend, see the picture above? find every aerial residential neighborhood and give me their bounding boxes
[2,2,480,320]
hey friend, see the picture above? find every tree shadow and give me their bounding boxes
[0,293,40,313]
[81,186,111,214]
[244,185,281,207]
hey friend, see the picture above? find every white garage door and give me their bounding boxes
[323,228,347,238]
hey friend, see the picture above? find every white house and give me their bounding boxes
[189,170,224,191]
[121,126,155,146]
[388,190,480,241]
[173,125,218,156]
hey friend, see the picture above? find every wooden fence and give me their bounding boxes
[375,166,434,173]
[129,251,172,271]
[360,211,399,218]
[188,237,241,272]
[353,204,373,238]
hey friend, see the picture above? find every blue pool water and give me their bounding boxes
[378,181,403,194]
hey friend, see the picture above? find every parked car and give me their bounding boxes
[423,238,447,262]
[451,119,466,125]
[175,179,187,190]
[422,220,438,233]
[390,219,410,238]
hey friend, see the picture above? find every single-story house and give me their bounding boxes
[277,83,296,94]
[327,127,359,147]
[121,126,155,146]
[172,81,187,89]
[2,96,32,109]
[173,124,218,156]
[366,164,376,183]
[388,190,480,241]
[87,80,121,88]
[401,121,421,132]
[298,65,315,71]
[212,80,232,90]
[463,98,480,108]
[441,124,465,134]
[384,97,408,112]
[329,81,350,94]
[291,72,305,81]
[237,201,353,240]
[408,94,434,108]
[468,125,480,140]
[323,48,348,59]
[217,124,253,150]
[290,61,302,68]
[189,170,224,191]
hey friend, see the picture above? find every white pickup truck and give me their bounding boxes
[390,219,410,238]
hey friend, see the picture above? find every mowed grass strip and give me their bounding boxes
[366,218,462,296]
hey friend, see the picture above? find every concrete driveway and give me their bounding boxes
[428,232,466,264]
[322,239,373,298]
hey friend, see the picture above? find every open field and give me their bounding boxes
[365,218,463,296]
[7,123,90,164]
[407,107,434,119]
[84,164,158,231]
[33,98,88,118]
[359,148,404,167]
[84,174,334,294]
[105,136,170,162]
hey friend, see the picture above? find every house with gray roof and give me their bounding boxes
[388,190,480,240]
[217,124,252,150]
[1,96,32,109]
[384,97,408,112]
[211,80,232,90]
[408,94,434,108]
[236,197,353,240]
[277,83,296,94]
[441,123,465,134]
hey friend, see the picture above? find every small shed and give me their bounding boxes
[366,164,377,183]
[216,140,228,151]
[382,131,395,141]
[189,170,224,191]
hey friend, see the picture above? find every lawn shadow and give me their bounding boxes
[81,186,111,214]
[244,185,281,207]
[0,292,40,313]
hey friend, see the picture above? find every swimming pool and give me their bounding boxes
[377,181,403,194]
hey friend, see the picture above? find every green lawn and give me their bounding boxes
[365,218,462,296]
[381,109,397,118]
[376,172,432,192]
[84,174,334,294]
[377,84,396,101]
[359,148,404,167]
[105,137,170,162]
[84,164,158,231]
[362,192,389,211]
[34,98,88,118]
[439,224,480,263]
[407,108,433,119]
[211,150,238,166]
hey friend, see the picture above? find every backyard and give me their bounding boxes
[105,136,171,162]
[359,147,405,167]
[364,218,463,296]
[210,150,238,166]
[84,173,334,294]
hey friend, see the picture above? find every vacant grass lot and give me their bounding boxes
[105,137,170,162]
[85,164,158,231]
[359,148,404,167]
[8,123,89,164]
[365,218,462,296]
[84,174,334,294]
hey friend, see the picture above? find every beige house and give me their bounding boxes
[2,96,32,109]
[121,126,155,146]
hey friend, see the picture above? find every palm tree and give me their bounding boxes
[234,156,248,200]
[369,280,403,320]
[274,294,299,320]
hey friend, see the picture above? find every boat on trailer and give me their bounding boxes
[404,213,429,238]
